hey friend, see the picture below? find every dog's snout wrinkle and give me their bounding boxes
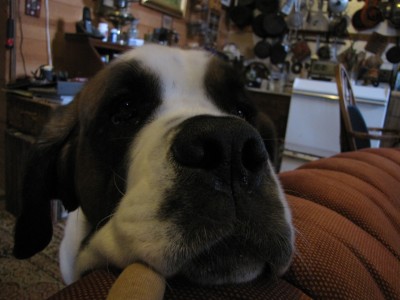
[171,116,267,191]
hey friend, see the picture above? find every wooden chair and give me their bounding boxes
[335,64,400,152]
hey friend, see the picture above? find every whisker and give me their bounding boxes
[164,278,173,292]
[112,171,126,197]
[95,212,116,232]
[112,169,127,183]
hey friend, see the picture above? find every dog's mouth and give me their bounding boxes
[168,218,294,285]
[179,237,266,285]
[159,179,293,285]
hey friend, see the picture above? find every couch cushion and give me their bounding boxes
[280,148,400,299]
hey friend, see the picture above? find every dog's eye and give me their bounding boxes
[232,107,247,120]
[111,100,138,125]
[236,109,245,119]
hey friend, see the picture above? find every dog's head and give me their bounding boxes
[14,45,293,285]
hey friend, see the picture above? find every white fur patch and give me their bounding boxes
[60,209,91,284]
[122,45,224,119]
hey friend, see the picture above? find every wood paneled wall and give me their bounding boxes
[0,1,10,191]
[0,0,189,191]
[14,0,188,77]
[15,0,80,77]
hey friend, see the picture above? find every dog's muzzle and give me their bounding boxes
[159,115,292,284]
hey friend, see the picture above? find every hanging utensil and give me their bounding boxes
[291,34,310,74]
[256,0,280,13]
[252,13,269,38]
[310,33,321,61]
[270,43,288,64]
[282,31,292,53]
[328,0,348,14]
[244,62,270,88]
[352,0,384,30]
[229,0,254,28]
[329,14,348,37]
[287,0,304,29]
[262,12,288,37]
[292,37,311,62]
[317,34,331,60]
[306,0,329,31]
[281,0,295,15]
[386,37,400,64]
[331,36,338,61]
[254,39,272,58]
[305,0,314,24]
[270,37,288,65]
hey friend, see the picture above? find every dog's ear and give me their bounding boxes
[254,112,278,170]
[14,101,79,259]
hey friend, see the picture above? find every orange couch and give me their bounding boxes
[49,148,400,299]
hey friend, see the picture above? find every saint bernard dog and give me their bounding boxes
[13,45,294,285]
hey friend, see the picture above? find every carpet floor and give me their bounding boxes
[0,204,66,299]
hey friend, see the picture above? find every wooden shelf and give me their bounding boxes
[296,30,397,43]
[65,33,131,53]
[59,33,133,78]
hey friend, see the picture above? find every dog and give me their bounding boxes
[13,45,294,285]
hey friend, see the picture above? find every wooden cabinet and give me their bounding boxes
[57,33,132,78]
[247,89,291,171]
[5,94,59,216]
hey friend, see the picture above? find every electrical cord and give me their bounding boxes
[45,0,52,66]
[17,0,27,77]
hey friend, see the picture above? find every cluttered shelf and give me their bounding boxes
[56,33,133,78]
[65,33,132,53]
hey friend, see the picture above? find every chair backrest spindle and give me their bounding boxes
[335,64,400,151]
[335,64,359,151]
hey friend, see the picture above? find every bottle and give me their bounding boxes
[98,22,109,42]
[127,19,139,46]
[109,28,118,43]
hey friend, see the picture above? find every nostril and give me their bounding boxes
[171,116,268,175]
[241,138,267,173]
[172,138,223,170]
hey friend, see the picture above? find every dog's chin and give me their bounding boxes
[175,232,291,285]
[179,251,265,285]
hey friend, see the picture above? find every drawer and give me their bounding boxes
[7,94,59,136]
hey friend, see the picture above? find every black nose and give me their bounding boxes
[171,115,268,188]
